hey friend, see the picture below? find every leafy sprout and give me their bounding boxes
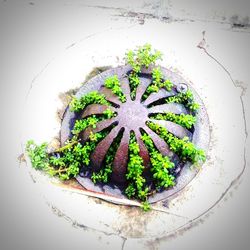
[150,112,196,129]
[143,67,173,100]
[72,109,116,135]
[26,140,49,170]
[104,75,126,103]
[141,132,176,190]
[70,91,110,112]
[126,44,162,100]
[125,132,149,201]
[147,121,206,164]
[166,89,200,113]
[125,44,162,73]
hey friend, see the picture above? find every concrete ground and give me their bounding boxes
[0,1,249,249]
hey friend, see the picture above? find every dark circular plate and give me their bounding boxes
[60,65,210,203]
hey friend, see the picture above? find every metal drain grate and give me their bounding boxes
[61,65,209,203]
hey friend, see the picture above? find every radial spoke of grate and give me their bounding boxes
[81,104,117,119]
[92,127,124,184]
[81,117,118,142]
[140,126,182,173]
[99,86,122,107]
[147,103,188,115]
[143,89,176,106]
[120,78,131,102]
[141,126,173,157]
[149,119,192,140]
[111,128,130,184]
[134,129,151,170]
[140,67,153,75]
[90,126,121,172]
[135,77,152,102]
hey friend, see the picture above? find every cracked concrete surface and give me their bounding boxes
[0,1,249,249]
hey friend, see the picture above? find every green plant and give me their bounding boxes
[103,108,116,119]
[125,44,162,73]
[26,130,108,181]
[166,89,200,113]
[70,91,110,112]
[188,102,200,112]
[126,44,162,100]
[72,116,99,135]
[26,140,49,170]
[152,67,173,92]
[128,72,140,99]
[72,109,116,135]
[125,132,149,201]
[104,75,126,103]
[48,149,80,181]
[147,121,206,164]
[141,201,151,212]
[150,112,196,129]
[81,131,108,166]
[26,93,114,181]
[143,67,173,100]
[141,133,175,190]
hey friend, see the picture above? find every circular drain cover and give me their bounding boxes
[61,65,209,203]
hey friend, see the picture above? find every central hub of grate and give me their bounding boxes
[117,100,148,128]
[61,65,209,203]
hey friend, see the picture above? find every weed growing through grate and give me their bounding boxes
[25,44,206,210]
